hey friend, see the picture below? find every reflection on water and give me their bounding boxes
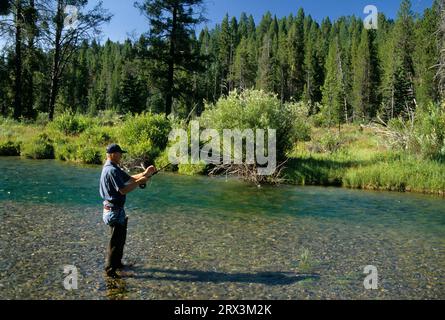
[0,157,444,299]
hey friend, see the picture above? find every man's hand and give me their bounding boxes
[143,165,157,177]
[137,176,149,185]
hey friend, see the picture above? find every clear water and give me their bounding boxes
[0,157,444,299]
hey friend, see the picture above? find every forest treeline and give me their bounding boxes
[0,0,444,124]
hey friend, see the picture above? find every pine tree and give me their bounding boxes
[136,0,206,116]
[322,36,346,128]
[277,18,289,102]
[13,0,23,120]
[232,36,256,90]
[238,12,249,39]
[257,17,278,93]
[257,32,273,92]
[413,1,440,106]
[21,0,38,119]
[381,0,416,119]
[303,18,323,109]
[287,8,305,100]
[218,14,231,94]
[351,28,372,121]
[120,62,146,114]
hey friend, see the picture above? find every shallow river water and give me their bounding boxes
[0,157,443,299]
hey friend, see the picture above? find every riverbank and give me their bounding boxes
[284,125,445,196]
[1,115,444,196]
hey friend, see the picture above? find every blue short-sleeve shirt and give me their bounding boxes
[99,160,132,208]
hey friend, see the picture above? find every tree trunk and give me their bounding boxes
[165,4,178,117]
[24,0,37,119]
[13,0,22,120]
[48,0,64,121]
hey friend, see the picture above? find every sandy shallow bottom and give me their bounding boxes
[0,201,443,300]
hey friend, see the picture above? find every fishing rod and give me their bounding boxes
[139,162,172,189]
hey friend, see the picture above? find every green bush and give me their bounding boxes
[178,161,208,176]
[49,112,96,135]
[125,141,161,163]
[386,103,445,161]
[121,112,171,148]
[413,103,445,161]
[76,147,103,164]
[78,127,115,147]
[120,112,171,157]
[21,133,54,159]
[0,140,21,156]
[35,113,50,126]
[318,132,343,153]
[200,90,311,161]
[54,143,77,161]
[97,110,124,127]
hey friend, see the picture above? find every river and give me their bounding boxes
[0,157,443,299]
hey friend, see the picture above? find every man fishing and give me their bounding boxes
[99,143,156,278]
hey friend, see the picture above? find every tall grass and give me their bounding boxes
[285,125,445,195]
[344,158,445,194]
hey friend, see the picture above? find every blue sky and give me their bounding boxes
[89,0,434,42]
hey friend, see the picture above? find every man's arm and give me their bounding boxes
[130,165,157,181]
[130,173,145,181]
[119,176,148,195]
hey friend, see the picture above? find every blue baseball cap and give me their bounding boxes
[106,144,127,154]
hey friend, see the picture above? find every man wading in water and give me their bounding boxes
[99,144,156,278]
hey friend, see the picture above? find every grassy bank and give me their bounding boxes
[284,125,445,195]
[0,112,171,167]
[1,114,444,196]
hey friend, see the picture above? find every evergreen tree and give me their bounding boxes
[277,18,289,102]
[120,62,146,114]
[413,1,440,106]
[351,28,372,121]
[136,0,206,116]
[381,0,416,119]
[322,36,346,128]
[303,18,323,109]
[232,36,256,90]
[287,8,305,100]
[218,14,231,94]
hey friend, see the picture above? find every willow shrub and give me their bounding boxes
[200,90,311,162]
[387,102,445,161]
[0,140,21,156]
[119,113,171,162]
[48,111,97,136]
[21,133,55,159]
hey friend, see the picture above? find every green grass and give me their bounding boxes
[284,125,445,195]
[344,158,445,194]
[0,113,172,168]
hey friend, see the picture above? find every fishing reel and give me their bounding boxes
[139,160,151,189]
[139,161,170,189]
